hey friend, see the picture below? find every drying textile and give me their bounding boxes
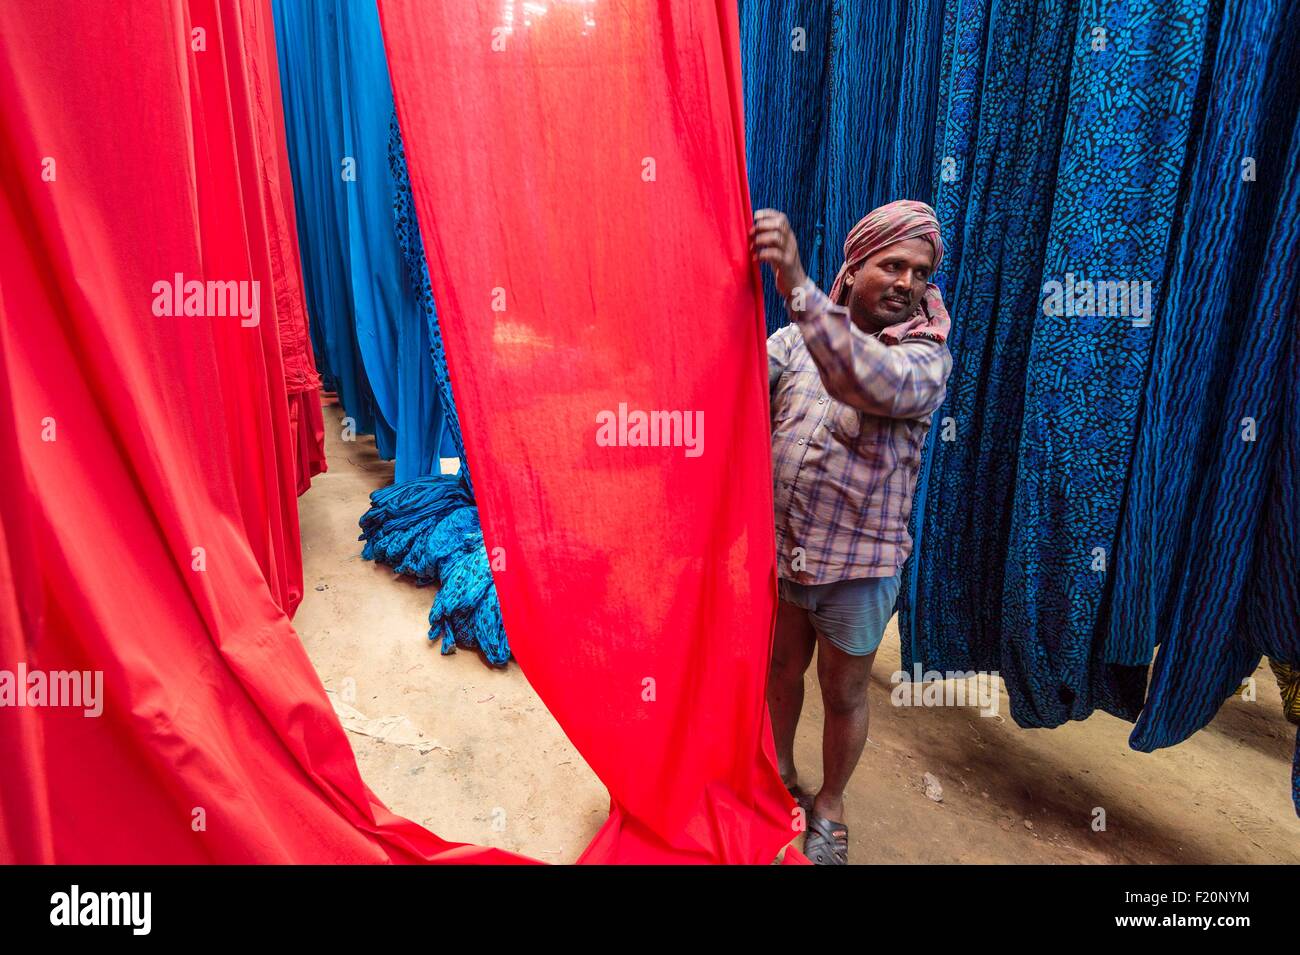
[379,0,802,862]
[0,0,518,863]
[275,0,450,471]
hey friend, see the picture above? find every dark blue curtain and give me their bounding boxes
[1120,0,1299,769]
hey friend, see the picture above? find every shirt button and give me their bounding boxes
[818,397,826,404]
[797,438,805,445]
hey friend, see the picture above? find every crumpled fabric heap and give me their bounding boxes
[358,472,508,665]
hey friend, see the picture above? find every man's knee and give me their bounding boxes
[819,651,873,715]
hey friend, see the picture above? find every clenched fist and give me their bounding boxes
[749,208,809,300]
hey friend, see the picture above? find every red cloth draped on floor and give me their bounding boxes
[379,0,803,863]
[0,0,513,864]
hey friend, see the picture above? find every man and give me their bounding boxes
[750,200,952,865]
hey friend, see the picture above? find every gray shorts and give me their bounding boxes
[778,573,901,656]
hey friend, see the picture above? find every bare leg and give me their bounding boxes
[767,599,817,789]
[813,634,875,822]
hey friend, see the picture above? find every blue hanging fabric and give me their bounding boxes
[740,0,835,334]
[274,0,449,474]
[333,0,443,479]
[1117,0,1299,814]
[273,0,390,453]
[389,115,466,471]
[823,0,941,263]
[903,0,1124,689]
[901,0,1213,727]
[896,0,1297,811]
[999,0,1212,727]
[740,0,944,334]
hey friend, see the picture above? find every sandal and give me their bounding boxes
[804,812,849,865]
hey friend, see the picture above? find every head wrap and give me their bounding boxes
[828,199,951,343]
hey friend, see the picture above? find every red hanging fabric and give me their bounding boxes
[238,0,329,497]
[0,0,515,864]
[379,0,803,863]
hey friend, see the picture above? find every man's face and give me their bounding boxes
[846,237,935,334]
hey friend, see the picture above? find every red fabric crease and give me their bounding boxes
[379,0,804,864]
[0,0,511,864]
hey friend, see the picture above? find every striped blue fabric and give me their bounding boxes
[740,0,942,334]
[1124,0,1299,775]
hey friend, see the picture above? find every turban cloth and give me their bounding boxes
[827,199,951,344]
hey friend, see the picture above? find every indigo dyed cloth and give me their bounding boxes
[274,0,449,478]
[273,0,390,452]
[891,0,1298,811]
[1117,0,1299,794]
[900,0,1211,730]
[389,115,466,475]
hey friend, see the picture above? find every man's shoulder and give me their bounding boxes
[767,322,808,360]
[892,332,953,359]
[767,322,801,346]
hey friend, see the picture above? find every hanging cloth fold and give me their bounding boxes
[379,0,803,863]
[901,0,1213,728]
[0,0,518,863]
[1121,0,1300,816]
[274,0,395,463]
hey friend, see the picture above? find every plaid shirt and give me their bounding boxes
[768,284,952,583]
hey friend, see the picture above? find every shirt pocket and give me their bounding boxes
[828,401,863,446]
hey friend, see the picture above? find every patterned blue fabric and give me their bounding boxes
[358,470,509,665]
[901,0,1211,728]
[743,0,1297,810]
[893,0,1298,811]
[1000,0,1209,727]
[904,0,1095,704]
[389,115,468,479]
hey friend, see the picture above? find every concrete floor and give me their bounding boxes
[294,400,1300,863]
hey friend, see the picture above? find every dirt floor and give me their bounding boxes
[293,401,1300,864]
